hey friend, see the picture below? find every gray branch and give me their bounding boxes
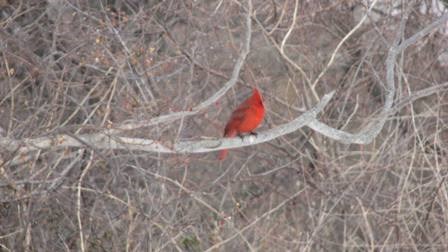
[306,13,448,144]
[111,0,253,132]
[1,10,447,162]
[0,91,334,155]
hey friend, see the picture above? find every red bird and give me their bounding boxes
[219,88,265,160]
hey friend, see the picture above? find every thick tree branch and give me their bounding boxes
[306,13,448,144]
[111,0,253,133]
[0,91,334,156]
[1,10,446,163]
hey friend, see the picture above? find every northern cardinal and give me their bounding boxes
[218,88,265,160]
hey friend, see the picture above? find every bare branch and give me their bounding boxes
[1,13,447,159]
[311,0,380,90]
[0,91,335,157]
[307,13,448,144]
[111,0,253,133]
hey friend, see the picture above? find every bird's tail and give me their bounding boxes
[218,129,237,160]
[218,149,228,160]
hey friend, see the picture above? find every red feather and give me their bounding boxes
[219,88,265,160]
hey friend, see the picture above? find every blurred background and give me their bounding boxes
[0,0,447,251]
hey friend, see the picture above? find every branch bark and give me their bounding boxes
[1,7,447,164]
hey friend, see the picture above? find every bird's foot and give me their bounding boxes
[237,132,258,138]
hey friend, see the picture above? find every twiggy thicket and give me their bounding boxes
[1,1,448,251]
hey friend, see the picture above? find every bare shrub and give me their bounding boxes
[1,0,448,251]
